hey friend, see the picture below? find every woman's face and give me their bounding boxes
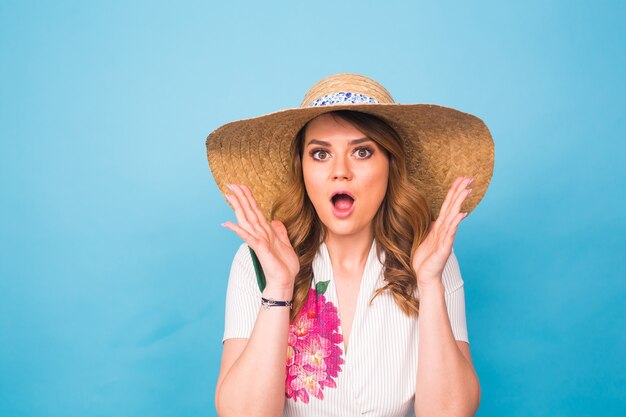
[302,113,390,239]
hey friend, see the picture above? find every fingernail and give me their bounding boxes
[226,184,234,191]
[220,222,227,227]
[467,177,475,186]
[467,188,473,195]
[463,212,469,218]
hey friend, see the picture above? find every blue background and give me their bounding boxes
[1,0,625,416]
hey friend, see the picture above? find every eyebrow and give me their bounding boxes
[306,137,372,147]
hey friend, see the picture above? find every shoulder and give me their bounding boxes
[227,243,261,295]
[232,242,253,267]
[375,242,464,294]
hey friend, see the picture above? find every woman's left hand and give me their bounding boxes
[411,176,474,288]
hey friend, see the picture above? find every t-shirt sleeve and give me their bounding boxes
[222,243,263,343]
[441,248,469,344]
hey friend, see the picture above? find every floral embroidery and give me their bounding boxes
[285,281,344,403]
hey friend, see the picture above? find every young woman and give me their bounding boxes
[205,73,494,417]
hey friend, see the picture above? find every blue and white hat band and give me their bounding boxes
[308,91,379,107]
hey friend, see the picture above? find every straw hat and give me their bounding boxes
[205,73,494,219]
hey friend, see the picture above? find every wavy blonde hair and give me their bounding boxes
[270,110,433,322]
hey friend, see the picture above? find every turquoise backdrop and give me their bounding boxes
[1,1,624,416]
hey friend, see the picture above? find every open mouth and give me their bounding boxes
[331,192,355,218]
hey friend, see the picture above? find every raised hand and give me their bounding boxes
[221,183,300,293]
[411,176,474,288]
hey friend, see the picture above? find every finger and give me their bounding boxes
[240,184,274,241]
[225,192,254,234]
[443,186,472,234]
[235,184,272,243]
[437,176,466,222]
[271,220,291,246]
[433,176,465,238]
[442,211,466,250]
[222,221,261,249]
[445,176,471,216]
[228,184,270,241]
[441,176,472,223]
[229,184,259,223]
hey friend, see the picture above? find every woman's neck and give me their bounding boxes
[324,226,374,273]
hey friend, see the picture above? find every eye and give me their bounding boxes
[310,148,330,161]
[354,146,374,159]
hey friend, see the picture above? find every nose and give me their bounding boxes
[331,154,352,180]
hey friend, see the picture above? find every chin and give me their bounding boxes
[325,225,361,237]
[319,214,371,238]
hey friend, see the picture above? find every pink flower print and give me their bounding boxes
[300,334,332,371]
[290,312,315,338]
[286,345,295,367]
[285,283,344,403]
[289,364,327,402]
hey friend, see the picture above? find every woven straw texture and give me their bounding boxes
[206,73,494,220]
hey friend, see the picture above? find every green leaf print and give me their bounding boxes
[315,280,330,295]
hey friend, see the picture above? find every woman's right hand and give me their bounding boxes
[221,183,300,293]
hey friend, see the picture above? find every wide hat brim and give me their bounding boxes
[206,102,494,220]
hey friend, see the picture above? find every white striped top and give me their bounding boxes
[223,238,469,417]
